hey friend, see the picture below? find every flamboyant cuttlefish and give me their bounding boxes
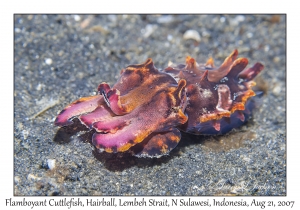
[55,50,264,158]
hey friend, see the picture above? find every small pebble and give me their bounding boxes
[15,28,21,33]
[142,24,157,38]
[73,15,81,22]
[22,130,29,140]
[47,159,56,170]
[14,176,21,184]
[235,15,245,22]
[201,30,211,37]
[45,58,52,65]
[192,185,198,190]
[220,17,226,23]
[107,15,117,22]
[264,45,270,52]
[273,56,280,63]
[157,15,174,24]
[272,85,281,96]
[28,174,39,180]
[230,15,245,26]
[247,32,253,38]
[167,34,173,41]
[36,83,44,91]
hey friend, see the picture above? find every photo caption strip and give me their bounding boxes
[3,197,296,209]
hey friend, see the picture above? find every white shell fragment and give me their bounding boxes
[183,30,201,42]
[47,159,56,170]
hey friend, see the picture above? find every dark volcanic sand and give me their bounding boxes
[14,14,286,195]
